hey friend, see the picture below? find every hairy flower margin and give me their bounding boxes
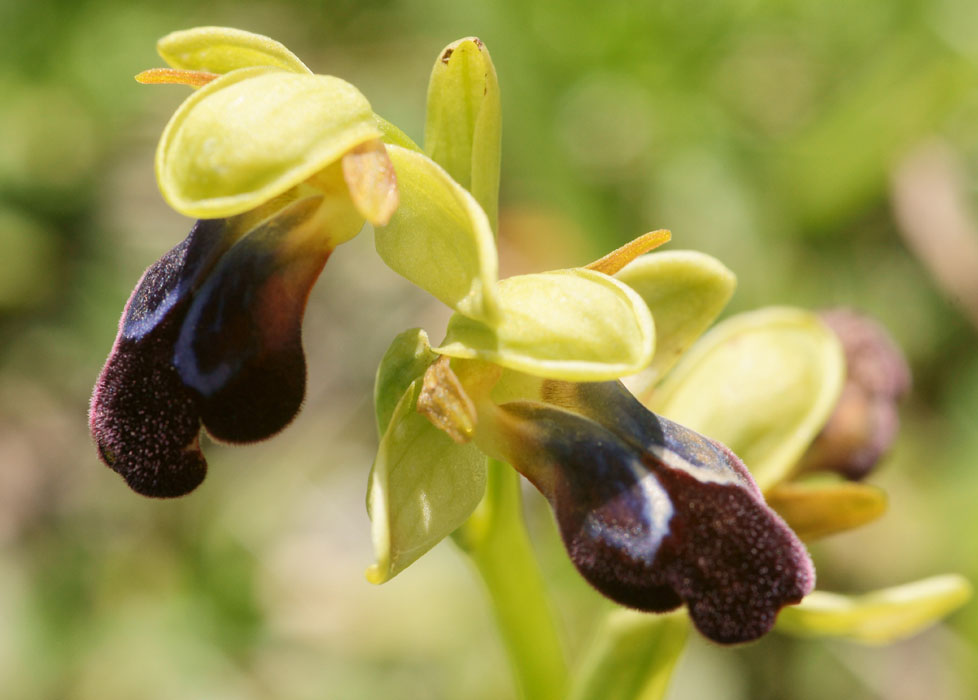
[90,25,969,679]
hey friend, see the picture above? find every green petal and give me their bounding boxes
[766,480,888,540]
[776,575,972,644]
[366,379,487,584]
[424,37,501,231]
[374,328,440,436]
[568,611,688,700]
[375,145,499,323]
[652,307,844,491]
[157,26,311,74]
[436,268,655,381]
[616,250,736,401]
[157,67,380,218]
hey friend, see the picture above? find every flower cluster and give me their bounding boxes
[91,25,969,668]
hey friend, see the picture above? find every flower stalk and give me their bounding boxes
[454,461,568,700]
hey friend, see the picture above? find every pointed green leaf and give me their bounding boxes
[777,575,972,644]
[435,268,655,381]
[374,328,440,436]
[375,145,499,323]
[616,251,736,401]
[157,26,311,75]
[424,37,501,231]
[569,610,689,700]
[652,307,845,491]
[766,480,888,540]
[366,380,487,584]
[157,67,380,218]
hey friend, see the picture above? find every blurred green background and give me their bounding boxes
[2,0,977,698]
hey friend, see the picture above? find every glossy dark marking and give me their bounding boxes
[121,219,234,340]
[174,198,330,443]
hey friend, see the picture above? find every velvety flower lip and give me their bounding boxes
[489,381,815,644]
[90,218,235,497]
[173,196,332,443]
[91,196,333,497]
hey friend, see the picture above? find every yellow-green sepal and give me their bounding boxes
[568,610,688,700]
[766,479,888,540]
[375,145,500,323]
[652,307,844,491]
[156,67,380,218]
[776,575,972,644]
[435,268,655,381]
[424,37,501,231]
[616,250,736,401]
[366,378,487,584]
[157,26,311,74]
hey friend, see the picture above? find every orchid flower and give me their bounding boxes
[89,27,970,698]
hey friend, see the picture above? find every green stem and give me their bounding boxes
[454,459,568,700]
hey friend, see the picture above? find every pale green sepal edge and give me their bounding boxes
[424,37,501,232]
[568,610,689,700]
[376,145,500,324]
[374,327,439,436]
[617,250,736,402]
[156,67,380,218]
[157,26,311,74]
[651,307,844,491]
[366,379,488,584]
[436,268,655,382]
[776,575,972,644]
[376,115,422,153]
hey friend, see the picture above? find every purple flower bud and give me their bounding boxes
[803,308,911,480]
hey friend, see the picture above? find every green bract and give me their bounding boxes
[157,26,311,74]
[569,611,689,700]
[157,67,381,218]
[436,268,656,381]
[374,328,440,435]
[652,307,845,491]
[366,334,487,584]
[375,145,500,323]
